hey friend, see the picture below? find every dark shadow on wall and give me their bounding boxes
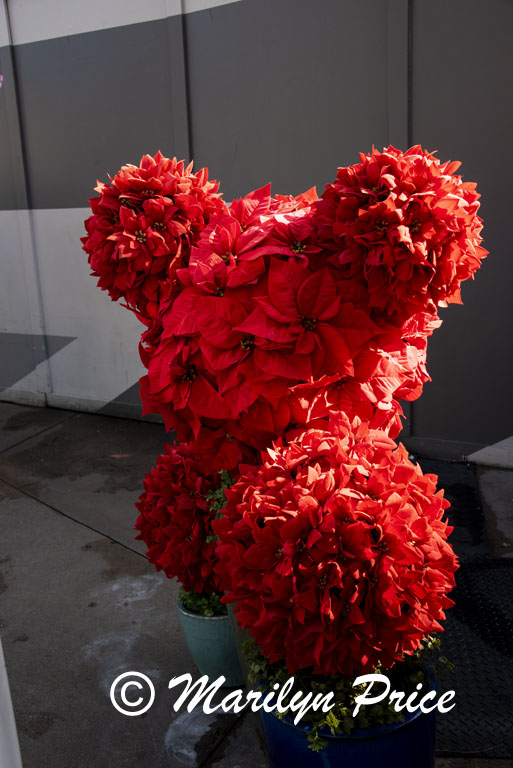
[0,332,76,390]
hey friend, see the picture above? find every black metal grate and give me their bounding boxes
[436,556,513,758]
[413,459,513,758]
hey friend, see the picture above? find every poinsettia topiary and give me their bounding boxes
[83,147,484,675]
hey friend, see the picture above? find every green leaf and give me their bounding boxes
[179,588,227,617]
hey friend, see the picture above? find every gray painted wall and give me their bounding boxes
[410,0,513,447]
[0,0,511,453]
[186,0,394,198]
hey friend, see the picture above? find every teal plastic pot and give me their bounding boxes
[177,600,244,687]
[227,604,252,686]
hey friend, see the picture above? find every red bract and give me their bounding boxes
[315,145,487,324]
[214,418,458,676]
[82,151,226,323]
[134,443,222,595]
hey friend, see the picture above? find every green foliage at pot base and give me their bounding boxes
[244,636,453,752]
[179,588,227,617]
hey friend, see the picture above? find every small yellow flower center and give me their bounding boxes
[135,229,146,243]
[240,335,255,351]
[181,365,197,383]
[292,241,305,254]
[301,317,317,331]
[119,197,137,209]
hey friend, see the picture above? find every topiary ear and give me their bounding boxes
[82,151,227,325]
[313,145,486,328]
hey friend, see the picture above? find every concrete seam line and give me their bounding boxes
[0,412,79,457]
[0,475,149,560]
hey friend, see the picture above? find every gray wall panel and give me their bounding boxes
[411,0,513,444]
[10,18,189,209]
[185,0,390,199]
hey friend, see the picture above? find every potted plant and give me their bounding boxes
[245,637,443,767]
[212,416,458,766]
[134,444,243,685]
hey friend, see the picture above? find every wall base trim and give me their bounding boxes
[1,390,163,423]
[0,387,46,407]
[403,436,486,462]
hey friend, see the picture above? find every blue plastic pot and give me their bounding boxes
[260,702,436,768]
[177,600,244,687]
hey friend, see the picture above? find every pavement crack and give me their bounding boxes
[0,474,148,560]
[0,411,79,456]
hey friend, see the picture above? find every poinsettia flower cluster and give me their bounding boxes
[134,442,222,595]
[314,145,487,324]
[81,152,226,329]
[213,416,458,676]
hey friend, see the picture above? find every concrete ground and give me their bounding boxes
[0,402,512,767]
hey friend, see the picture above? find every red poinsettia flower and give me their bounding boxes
[214,416,458,676]
[236,259,378,381]
[144,335,232,436]
[135,443,222,595]
[257,206,323,267]
[188,425,259,473]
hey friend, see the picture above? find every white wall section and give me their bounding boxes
[6,0,242,45]
[0,210,50,396]
[0,0,10,47]
[32,208,145,405]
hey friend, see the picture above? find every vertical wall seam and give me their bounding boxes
[180,0,194,160]
[3,0,53,398]
[407,0,413,147]
[407,0,416,438]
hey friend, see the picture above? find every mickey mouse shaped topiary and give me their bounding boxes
[83,147,485,756]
